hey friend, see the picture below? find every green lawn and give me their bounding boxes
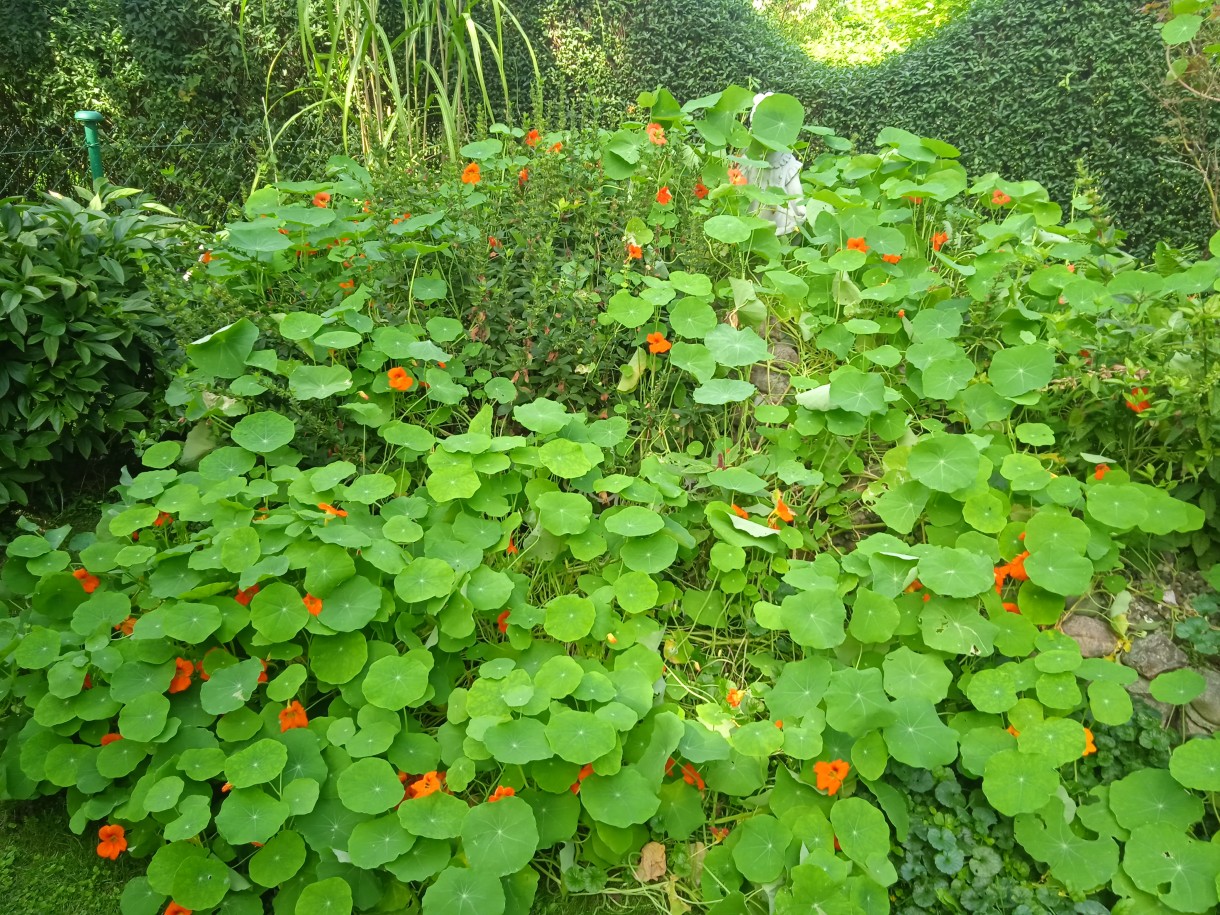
[0,800,659,915]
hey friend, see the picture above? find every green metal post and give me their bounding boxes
[74,110,105,181]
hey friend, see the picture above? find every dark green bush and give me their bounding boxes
[0,187,182,505]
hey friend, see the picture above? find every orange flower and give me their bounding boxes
[488,236,501,249]
[408,771,444,799]
[73,568,100,594]
[846,237,869,253]
[991,189,1011,206]
[898,309,906,318]
[153,511,173,527]
[931,231,949,252]
[1083,727,1097,756]
[570,763,595,794]
[461,163,481,185]
[168,657,194,694]
[727,166,747,186]
[164,904,192,915]
[1126,387,1151,413]
[906,195,924,205]
[257,658,269,684]
[771,490,795,524]
[387,366,414,391]
[731,504,749,520]
[606,632,619,645]
[279,700,309,733]
[196,658,210,682]
[1094,464,1111,481]
[626,243,643,260]
[100,733,122,746]
[1006,725,1020,738]
[726,688,744,708]
[694,180,708,200]
[904,579,923,594]
[646,331,671,354]
[1007,551,1030,582]
[813,759,850,795]
[680,762,705,791]
[506,537,519,556]
[775,720,783,729]
[549,142,563,153]
[665,757,677,776]
[993,565,1009,594]
[488,785,516,803]
[645,122,667,146]
[922,593,931,603]
[518,168,529,186]
[115,616,136,637]
[656,186,672,205]
[303,594,323,616]
[235,584,260,606]
[96,824,127,860]
[1003,602,1019,614]
[221,782,233,793]
[313,191,331,208]
[318,503,348,518]
[339,279,355,292]
[497,610,511,634]
[710,826,730,842]
[525,129,540,146]
[881,253,901,264]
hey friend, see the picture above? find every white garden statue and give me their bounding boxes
[744,92,808,235]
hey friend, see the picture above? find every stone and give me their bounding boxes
[1124,631,1189,680]
[1186,668,1220,733]
[1127,676,1175,727]
[1060,615,1118,659]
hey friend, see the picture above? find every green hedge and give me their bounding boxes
[515,0,1211,255]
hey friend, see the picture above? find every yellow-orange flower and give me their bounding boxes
[312,191,331,208]
[626,243,643,260]
[409,771,444,798]
[846,237,869,252]
[461,162,481,185]
[646,332,671,354]
[813,759,850,795]
[279,700,309,733]
[772,490,795,524]
[727,166,746,186]
[488,785,515,803]
[318,502,348,518]
[931,231,949,252]
[731,504,749,520]
[726,687,744,708]
[1083,726,1097,756]
[387,366,414,391]
[645,122,667,145]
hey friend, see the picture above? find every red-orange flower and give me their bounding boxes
[846,237,869,253]
[518,168,529,186]
[681,762,705,791]
[626,242,643,260]
[1006,725,1020,738]
[881,253,901,264]
[461,162,481,185]
[1126,387,1151,413]
[339,279,355,292]
[279,700,309,733]
[235,584,260,607]
[656,186,672,205]
[694,180,709,199]
[646,331,671,354]
[153,511,173,527]
[318,502,348,518]
[73,568,100,594]
[906,195,924,205]
[313,191,331,208]
[408,771,444,799]
[303,594,323,616]
[525,128,540,147]
[497,610,511,634]
[771,490,795,524]
[813,759,850,795]
[898,309,906,318]
[387,366,414,391]
[991,189,1012,206]
[1007,550,1030,582]
[221,782,233,793]
[726,688,744,708]
[731,504,749,520]
[727,166,747,186]
[549,142,563,153]
[645,122,667,146]
[931,231,949,252]
[570,763,595,794]
[100,733,122,746]
[115,616,136,637]
[488,236,501,249]
[164,903,192,915]
[488,785,516,803]
[1094,464,1111,481]
[1003,602,1019,614]
[710,826,730,842]
[257,658,269,684]
[168,657,194,694]
[1083,726,1097,756]
[199,251,213,265]
[97,824,127,860]
[506,537,518,556]
[904,579,923,594]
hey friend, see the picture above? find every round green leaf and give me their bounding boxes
[1109,768,1203,831]
[250,583,310,642]
[215,787,290,844]
[614,571,658,614]
[1088,680,1133,726]
[338,757,406,815]
[918,546,994,598]
[461,795,539,876]
[422,867,505,915]
[731,814,793,883]
[482,719,553,765]
[318,575,381,632]
[226,738,288,788]
[704,215,753,244]
[604,507,666,538]
[1170,738,1220,792]
[363,653,430,709]
[398,790,470,839]
[296,877,354,915]
[535,491,593,536]
[967,668,1018,713]
[231,412,296,453]
[908,435,980,493]
[580,768,661,828]
[538,439,593,479]
[1150,668,1206,705]
[348,815,414,869]
[750,93,805,149]
[249,829,307,887]
[310,630,368,685]
[982,749,1058,815]
[883,698,958,768]
[543,595,595,641]
[704,325,771,367]
[619,531,679,573]
[172,854,230,910]
[546,709,616,763]
[1025,552,1093,597]
[395,558,456,603]
[989,345,1054,398]
[692,379,756,405]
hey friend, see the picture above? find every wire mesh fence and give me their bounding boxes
[0,116,339,226]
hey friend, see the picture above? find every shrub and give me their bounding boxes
[4,88,1220,914]
[0,186,182,506]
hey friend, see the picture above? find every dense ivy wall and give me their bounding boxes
[517,0,1212,254]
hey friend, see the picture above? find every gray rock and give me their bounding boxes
[1125,632,1189,680]
[1186,668,1220,733]
[750,364,790,397]
[1061,615,1118,659]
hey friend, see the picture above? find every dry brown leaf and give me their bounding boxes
[634,841,667,883]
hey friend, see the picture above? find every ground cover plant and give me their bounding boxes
[2,86,1220,915]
